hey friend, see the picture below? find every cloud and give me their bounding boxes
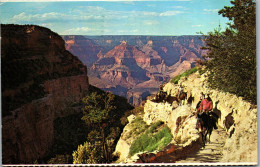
[1,0,191,1]
[172,6,185,9]
[144,20,159,25]
[120,1,135,5]
[62,27,111,35]
[192,24,203,27]
[9,11,104,24]
[172,0,192,1]
[8,3,186,26]
[117,29,139,33]
[140,11,158,16]
[74,6,127,20]
[80,6,106,13]
[40,23,53,27]
[11,12,67,22]
[203,9,219,13]
[159,10,184,16]
[147,4,156,7]
[67,27,91,32]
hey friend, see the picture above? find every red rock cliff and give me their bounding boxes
[1,24,89,164]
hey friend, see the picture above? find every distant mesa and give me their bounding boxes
[147,40,153,45]
[121,40,127,45]
[106,39,112,44]
[63,35,206,106]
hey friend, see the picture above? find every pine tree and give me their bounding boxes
[80,91,116,163]
[203,0,256,103]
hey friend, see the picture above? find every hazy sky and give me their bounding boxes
[0,0,232,35]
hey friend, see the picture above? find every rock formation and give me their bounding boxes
[114,70,257,163]
[62,35,102,66]
[2,24,89,164]
[63,35,206,106]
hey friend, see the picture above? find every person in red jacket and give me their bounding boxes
[198,94,213,114]
[196,94,213,129]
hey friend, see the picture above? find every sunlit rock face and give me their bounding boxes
[63,35,206,106]
[115,71,257,163]
[63,35,102,66]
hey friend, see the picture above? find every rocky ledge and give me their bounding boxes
[114,71,257,163]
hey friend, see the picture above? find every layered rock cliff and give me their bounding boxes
[62,35,102,66]
[2,24,89,164]
[63,35,206,106]
[114,70,257,163]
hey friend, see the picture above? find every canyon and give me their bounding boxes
[62,35,207,106]
[2,24,256,165]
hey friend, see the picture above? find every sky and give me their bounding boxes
[0,0,232,36]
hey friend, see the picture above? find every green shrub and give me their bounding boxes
[131,117,149,134]
[146,121,164,134]
[170,67,198,84]
[146,127,172,152]
[129,122,172,156]
[122,116,149,141]
[199,68,207,75]
[72,141,103,164]
[203,0,256,103]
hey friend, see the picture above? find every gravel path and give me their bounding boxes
[176,128,228,163]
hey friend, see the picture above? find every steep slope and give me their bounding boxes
[46,85,134,164]
[1,24,89,164]
[62,35,102,66]
[164,72,257,163]
[114,70,257,164]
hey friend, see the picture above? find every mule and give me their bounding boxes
[197,113,208,147]
[187,95,194,105]
[178,92,187,105]
[151,91,167,103]
[224,110,234,131]
[198,112,218,147]
[213,101,221,123]
[165,95,178,105]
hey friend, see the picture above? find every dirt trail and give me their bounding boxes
[176,128,228,163]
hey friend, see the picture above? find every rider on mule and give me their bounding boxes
[199,94,213,115]
[196,93,213,129]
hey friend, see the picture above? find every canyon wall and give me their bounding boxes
[62,35,102,66]
[114,71,257,163]
[63,35,206,106]
[163,72,257,162]
[2,75,88,163]
[2,24,89,164]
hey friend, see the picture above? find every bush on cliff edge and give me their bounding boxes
[203,0,256,103]
[170,67,199,84]
[129,121,172,157]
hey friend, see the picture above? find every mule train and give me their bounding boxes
[149,89,188,106]
[148,87,235,148]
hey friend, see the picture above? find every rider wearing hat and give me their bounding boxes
[199,94,213,115]
[196,93,213,129]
